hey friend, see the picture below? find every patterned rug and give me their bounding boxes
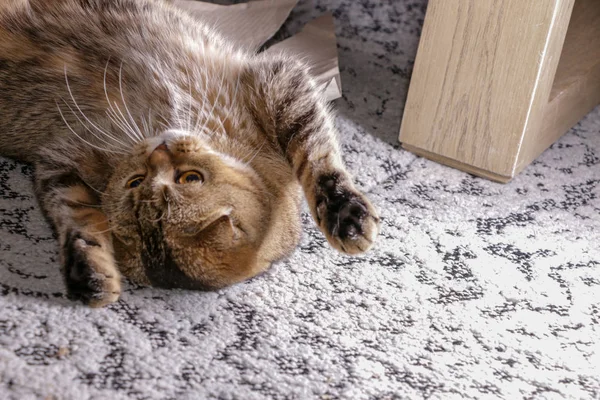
[1,1,599,399]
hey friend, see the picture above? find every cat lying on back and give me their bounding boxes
[0,0,379,307]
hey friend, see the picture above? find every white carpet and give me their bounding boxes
[1,0,599,399]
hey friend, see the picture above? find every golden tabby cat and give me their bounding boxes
[0,0,379,307]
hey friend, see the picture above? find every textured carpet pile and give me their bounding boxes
[1,1,599,399]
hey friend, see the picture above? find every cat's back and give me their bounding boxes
[0,0,209,55]
[0,0,230,161]
[0,0,216,94]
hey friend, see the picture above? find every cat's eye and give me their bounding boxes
[177,170,203,184]
[126,175,145,189]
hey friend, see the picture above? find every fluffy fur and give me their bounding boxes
[0,0,379,307]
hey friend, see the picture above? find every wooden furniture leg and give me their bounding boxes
[399,0,600,183]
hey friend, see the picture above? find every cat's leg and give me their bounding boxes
[245,57,380,254]
[34,164,120,307]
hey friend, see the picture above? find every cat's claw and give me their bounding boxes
[315,174,380,255]
[64,232,121,307]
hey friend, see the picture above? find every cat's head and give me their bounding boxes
[102,131,288,290]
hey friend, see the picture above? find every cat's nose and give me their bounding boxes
[155,143,168,152]
[147,142,171,168]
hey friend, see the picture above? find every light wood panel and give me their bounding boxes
[516,0,600,174]
[399,0,576,182]
[403,144,514,183]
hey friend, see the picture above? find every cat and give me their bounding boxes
[0,0,380,307]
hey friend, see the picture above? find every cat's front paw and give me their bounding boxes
[315,174,380,254]
[63,231,121,307]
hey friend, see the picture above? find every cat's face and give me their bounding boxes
[102,132,272,290]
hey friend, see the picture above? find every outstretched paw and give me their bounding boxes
[63,231,121,307]
[315,173,380,254]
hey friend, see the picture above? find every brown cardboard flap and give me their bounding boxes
[172,1,342,101]
[173,0,298,51]
[264,14,341,101]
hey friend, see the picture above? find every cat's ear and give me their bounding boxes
[182,208,244,247]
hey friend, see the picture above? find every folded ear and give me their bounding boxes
[182,208,244,248]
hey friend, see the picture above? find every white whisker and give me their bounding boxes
[64,200,103,208]
[91,226,118,235]
[185,65,193,133]
[103,58,140,145]
[106,109,141,145]
[146,209,166,223]
[193,61,212,134]
[139,199,160,204]
[222,71,241,132]
[198,62,227,135]
[243,142,266,167]
[156,114,170,131]
[213,113,227,136]
[83,181,109,197]
[64,65,129,150]
[112,101,143,142]
[60,95,131,154]
[147,108,154,137]
[118,60,145,142]
[140,110,150,139]
[59,97,122,151]
[56,101,126,155]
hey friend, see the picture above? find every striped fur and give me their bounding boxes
[0,0,379,306]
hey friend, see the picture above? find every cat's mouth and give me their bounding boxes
[142,132,178,157]
[154,142,168,152]
[144,139,170,158]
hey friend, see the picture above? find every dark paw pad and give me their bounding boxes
[63,231,120,307]
[336,201,369,240]
[315,173,379,254]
